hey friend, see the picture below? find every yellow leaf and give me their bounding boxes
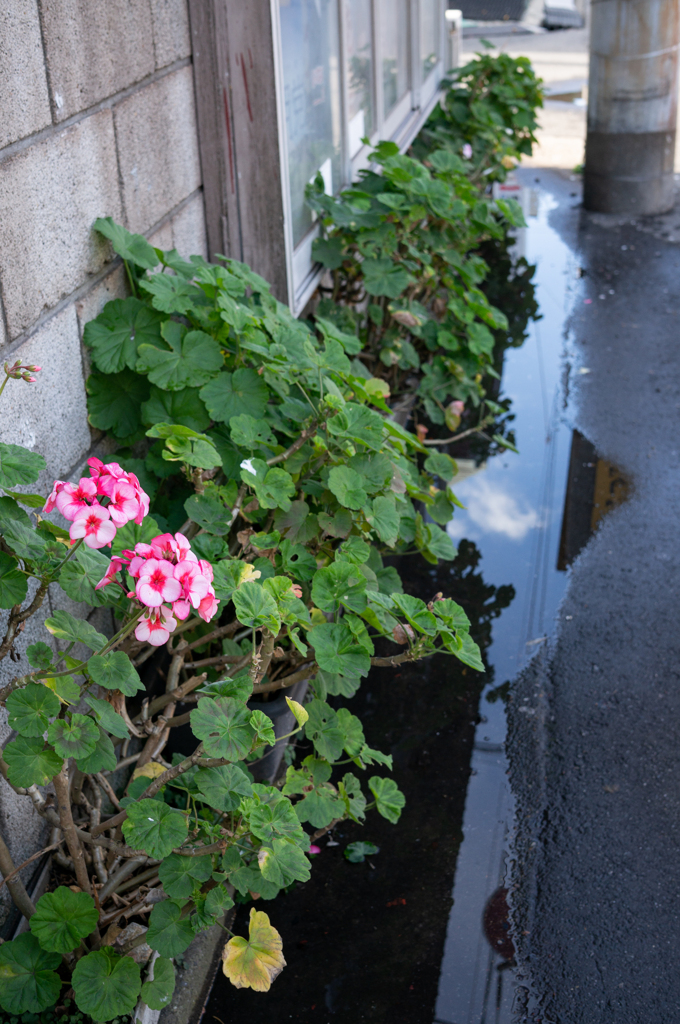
[132,761,166,781]
[309,607,326,626]
[285,697,309,728]
[239,564,262,585]
[222,908,286,992]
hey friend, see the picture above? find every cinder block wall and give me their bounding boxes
[0,0,207,921]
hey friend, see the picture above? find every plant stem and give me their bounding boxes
[53,766,92,894]
[0,832,36,919]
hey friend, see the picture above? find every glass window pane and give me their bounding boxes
[279,0,342,248]
[420,0,439,80]
[344,0,374,156]
[379,0,409,118]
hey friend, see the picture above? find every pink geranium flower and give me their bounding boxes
[198,591,219,623]
[69,504,116,549]
[43,480,65,514]
[175,532,197,563]
[136,559,182,608]
[135,606,177,646]
[95,556,127,591]
[175,559,210,608]
[108,481,141,527]
[56,478,98,521]
[150,533,179,562]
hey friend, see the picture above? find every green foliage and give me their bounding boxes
[344,840,379,863]
[30,887,98,953]
[140,956,176,1011]
[71,948,141,1021]
[0,933,61,1014]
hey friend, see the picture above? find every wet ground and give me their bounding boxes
[204,171,608,1024]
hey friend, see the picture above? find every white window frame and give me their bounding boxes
[271,0,447,315]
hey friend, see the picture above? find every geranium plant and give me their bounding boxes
[0,219,483,1020]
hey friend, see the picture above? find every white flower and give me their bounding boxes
[240,458,256,475]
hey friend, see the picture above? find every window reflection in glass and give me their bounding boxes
[379,0,409,118]
[420,0,439,79]
[279,0,342,248]
[344,0,374,157]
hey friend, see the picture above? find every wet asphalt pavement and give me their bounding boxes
[509,169,680,1022]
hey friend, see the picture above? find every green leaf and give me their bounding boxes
[304,699,344,761]
[250,710,276,747]
[147,901,195,958]
[30,886,98,953]
[87,651,144,696]
[248,794,308,848]
[142,385,211,432]
[137,321,223,391]
[44,609,107,651]
[1,520,49,561]
[312,562,367,614]
[327,466,368,510]
[26,642,53,670]
[111,513,162,555]
[285,697,309,728]
[344,841,379,863]
[312,235,345,269]
[184,490,229,535]
[0,932,61,1015]
[362,258,412,298]
[232,581,281,633]
[282,757,343,828]
[194,764,253,813]
[147,422,222,469]
[6,683,60,737]
[367,494,400,546]
[94,216,159,269]
[338,772,366,821]
[454,632,485,672]
[258,838,311,887]
[141,956,176,1011]
[4,491,47,508]
[316,669,361,698]
[58,546,122,608]
[122,799,188,859]
[308,622,371,678]
[424,451,458,479]
[47,713,99,760]
[392,593,438,635]
[76,726,117,773]
[369,776,405,823]
[86,368,150,439]
[4,737,62,787]
[493,433,520,454]
[337,706,364,756]
[241,458,295,512]
[0,443,46,488]
[72,947,141,1022]
[190,697,254,761]
[84,694,129,739]
[222,907,285,991]
[317,508,353,539]
[44,674,81,706]
[83,297,165,373]
[327,403,385,451]
[229,414,275,450]
[200,368,269,422]
[158,853,213,899]
[0,552,28,608]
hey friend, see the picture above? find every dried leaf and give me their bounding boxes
[222,908,286,992]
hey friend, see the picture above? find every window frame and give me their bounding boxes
[271,0,447,315]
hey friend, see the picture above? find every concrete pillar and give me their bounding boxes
[584,0,680,214]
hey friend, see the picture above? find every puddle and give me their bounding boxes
[203,173,628,1024]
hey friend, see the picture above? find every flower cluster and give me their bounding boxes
[44,458,150,549]
[97,531,219,646]
[3,359,41,383]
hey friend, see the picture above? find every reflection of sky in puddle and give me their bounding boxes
[435,179,578,1024]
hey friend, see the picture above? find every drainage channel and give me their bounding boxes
[202,171,621,1024]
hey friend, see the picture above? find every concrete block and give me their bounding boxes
[0,782,49,927]
[0,581,59,721]
[171,194,208,259]
[40,0,155,121]
[0,2,52,148]
[150,0,192,69]
[147,221,174,253]
[0,110,122,338]
[115,67,201,234]
[0,305,91,485]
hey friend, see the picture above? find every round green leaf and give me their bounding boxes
[94,217,159,270]
[30,886,98,953]
[146,901,195,958]
[141,385,211,431]
[200,368,269,423]
[194,763,253,813]
[122,798,188,859]
[311,562,367,614]
[47,713,99,761]
[0,552,28,609]
[87,651,144,696]
[308,622,371,679]
[232,580,280,632]
[44,609,108,651]
[6,683,60,737]
[190,697,254,761]
[327,466,368,510]
[344,840,379,863]
[141,956,176,1011]
[0,442,46,488]
[368,776,405,823]
[304,699,344,761]
[4,737,62,787]
[158,853,213,899]
[137,323,223,391]
[258,838,311,887]
[83,297,165,373]
[72,948,141,1022]
[248,794,308,848]
[0,932,61,1014]
[75,726,117,773]
[86,368,150,439]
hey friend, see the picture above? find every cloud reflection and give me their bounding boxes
[448,477,539,541]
